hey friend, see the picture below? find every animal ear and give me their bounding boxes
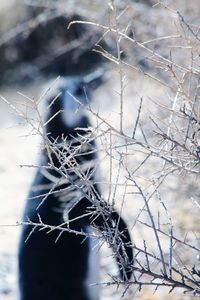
[92,209,133,281]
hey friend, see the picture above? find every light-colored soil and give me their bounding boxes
[0,72,199,300]
[0,84,41,299]
[1,1,200,300]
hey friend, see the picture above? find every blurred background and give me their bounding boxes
[1,1,200,299]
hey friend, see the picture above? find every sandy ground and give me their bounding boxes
[0,73,199,300]
[0,84,41,299]
[1,1,200,300]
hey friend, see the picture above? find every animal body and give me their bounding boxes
[18,73,133,300]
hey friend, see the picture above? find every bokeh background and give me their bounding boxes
[1,1,200,299]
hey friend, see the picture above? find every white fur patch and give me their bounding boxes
[62,90,85,128]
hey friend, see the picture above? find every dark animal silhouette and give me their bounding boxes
[18,72,133,300]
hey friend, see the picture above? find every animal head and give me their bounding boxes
[43,70,103,139]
